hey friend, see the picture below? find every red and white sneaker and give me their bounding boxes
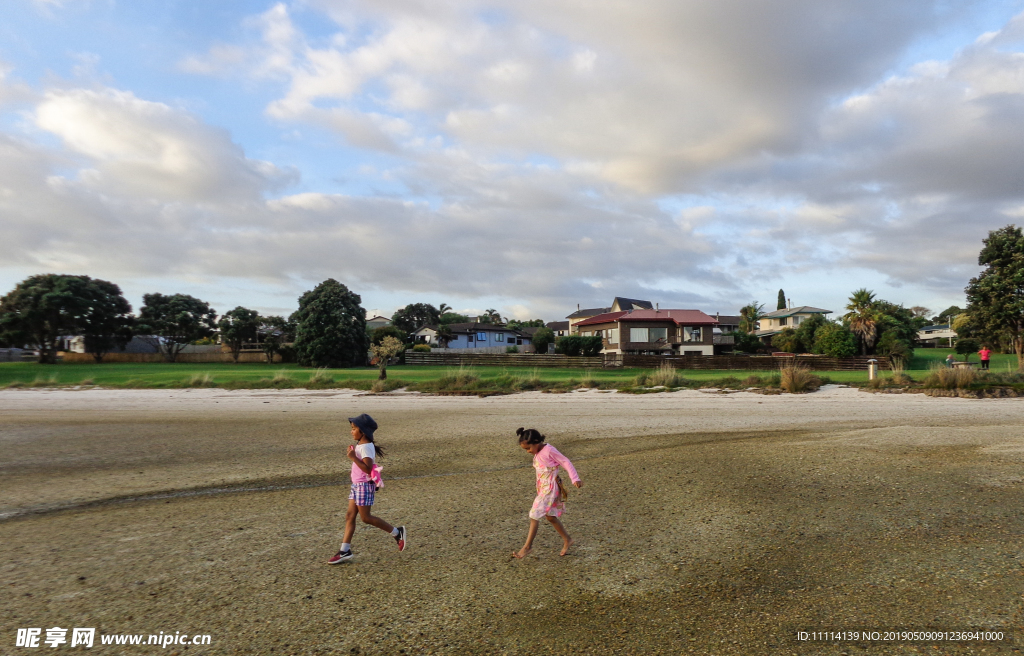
[395,526,407,552]
[327,550,353,565]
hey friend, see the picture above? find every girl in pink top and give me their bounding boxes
[979,346,992,370]
[512,427,582,558]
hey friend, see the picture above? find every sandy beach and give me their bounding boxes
[3,386,1024,654]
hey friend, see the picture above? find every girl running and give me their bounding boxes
[328,413,406,564]
[512,427,582,558]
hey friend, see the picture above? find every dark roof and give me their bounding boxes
[576,309,718,327]
[761,306,832,319]
[546,321,570,331]
[712,314,742,324]
[420,323,527,335]
[566,306,610,319]
[612,297,653,311]
[919,324,952,331]
[518,326,542,337]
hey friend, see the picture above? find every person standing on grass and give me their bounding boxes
[979,346,992,370]
[328,414,406,564]
[512,428,582,559]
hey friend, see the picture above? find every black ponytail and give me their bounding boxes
[516,427,545,446]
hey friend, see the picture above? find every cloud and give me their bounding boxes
[34,88,295,202]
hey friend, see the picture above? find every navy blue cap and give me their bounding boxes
[348,413,377,439]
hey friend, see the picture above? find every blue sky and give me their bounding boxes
[2,0,1024,322]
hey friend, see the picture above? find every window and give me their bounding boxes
[467,334,474,342]
[477,332,487,341]
[779,317,787,326]
[630,327,648,343]
[649,327,667,343]
[683,327,702,342]
[608,328,618,344]
[495,333,504,342]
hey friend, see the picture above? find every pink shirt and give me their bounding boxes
[979,349,992,361]
[350,442,375,483]
[534,444,580,483]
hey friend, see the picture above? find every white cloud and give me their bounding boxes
[35,88,295,202]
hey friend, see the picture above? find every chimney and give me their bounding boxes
[577,303,580,312]
[656,302,659,312]
[788,298,792,309]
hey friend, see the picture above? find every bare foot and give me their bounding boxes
[560,538,575,556]
[512,546,533,559]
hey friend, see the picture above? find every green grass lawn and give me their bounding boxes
[0,348,1018,391]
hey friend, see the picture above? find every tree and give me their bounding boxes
[727,330,762,353]
[909,306,931,319]
[391,303,440,336]
[369,335,405,380]
[291,279,367,368]
[506,319,546,329]
[0,274,133,364]
[555,334,603,356]
[135,293,217,362]
[438,303,452,315]
[932,305,964,324]
[435,324,454,348]
[531,327,554,354]
[440,312,470,324]
[844,288,880,355]
[218,307,261,363]
[80,279,134,363]
[771,328,800,353]
[813,323,858,357]
[777,289,787,310]
[793,314,827,353]
[877,329,913,368]
[955,337,982,362]
[371,325,407,346]
[965,225,1024,370]
[738,302,765,334]
[480,308,503,324]
[257,316,294,364]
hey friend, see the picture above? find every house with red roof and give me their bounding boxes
[573,308,719,355]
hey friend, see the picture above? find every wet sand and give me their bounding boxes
[3,387,1024,654]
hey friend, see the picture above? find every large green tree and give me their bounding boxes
[136,293,218,362]
[777,289,786,310]
[813,323,858,357]
[965,225,1024,369]
[0,274,133,364]
[530,326,554,354]
[218,306,261,363]
[844,288,880,355]
[390,303,441,335]
[291,279,367,368]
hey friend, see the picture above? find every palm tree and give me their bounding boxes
[738,302,765,334]
[844,288,879,354]
[439,303,452,316]
[483,308,503,324]
[435,324,453,348]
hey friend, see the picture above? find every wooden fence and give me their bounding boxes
[61,352,282,364]
[405,351,888,371]
[404,352,604,368]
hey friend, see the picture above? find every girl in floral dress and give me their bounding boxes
[512,427,582,558]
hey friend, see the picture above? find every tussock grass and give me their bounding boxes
[308,368,334,386]
[183,373,215,387]
[579,369,599,388]
[79,379,96,386]
[634,362,686,388]
[371,378,404,393]
[435,366,479,389]
[779,363,821,393]
[922,365,977,389]
[272,371,293,385]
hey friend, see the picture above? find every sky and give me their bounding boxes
[2,0,1023,322]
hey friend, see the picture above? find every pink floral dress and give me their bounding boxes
[529,444,580,520]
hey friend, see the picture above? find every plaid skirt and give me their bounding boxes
[349,481,376,507]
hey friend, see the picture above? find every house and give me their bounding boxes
[546,321,570,337]
[917,323,956,347]
[755,306,832,343]
[567,297,652,334]
[366,314,391,332]
[413,323,533,350]
[573,308,719,355]
[711,314,742,334]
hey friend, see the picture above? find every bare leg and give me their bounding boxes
[546,515,574,555]
[513,519,540,558]
[357,505,394,534]
[342,499,358,545]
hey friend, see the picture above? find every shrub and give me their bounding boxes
[771,328,801,353]
[412,343,431,352]
[555,335,604,356]
[637,361,684,387]
[579,369,599,388]
[955,338,981,361]
[505,345,519,353]
[779,363,821,393]
[814,323,858,357]
[531,327,554,354]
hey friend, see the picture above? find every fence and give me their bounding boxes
[404,352,603,368]
[405,351,888,371]
[60,352,282,364]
